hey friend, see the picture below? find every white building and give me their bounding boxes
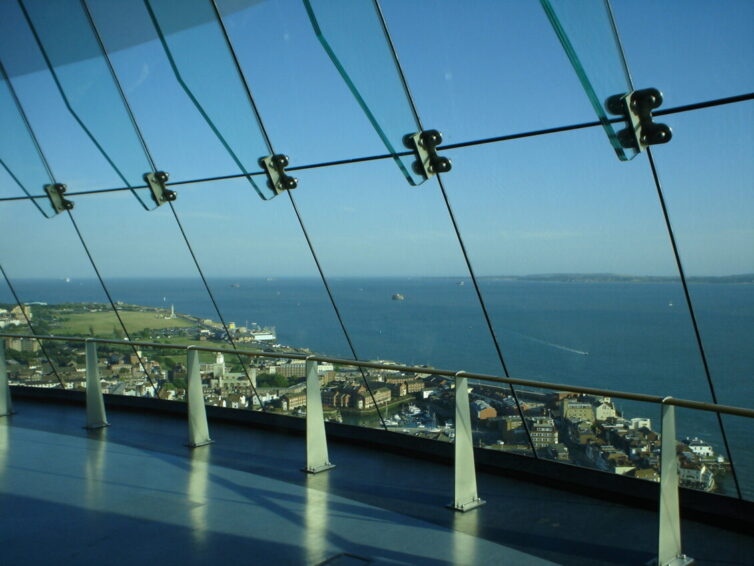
[630,417,652,430]
[594,399,617,421]
[686,437,714,458]
[679,462,715,491]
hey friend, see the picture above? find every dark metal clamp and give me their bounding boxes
[44,183,74,214]
[403,130,452,180]
[260,154,298,195]
[144,171,176,207]
[607,88,672,152]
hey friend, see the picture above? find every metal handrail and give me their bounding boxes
[2,332,753,418]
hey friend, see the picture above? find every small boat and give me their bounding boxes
[404,404,421,416]
[392,293,405,301]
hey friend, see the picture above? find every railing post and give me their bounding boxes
[653,402,694,566]
[303,358,334,473]
[186,348,212,447]
[449,373,485,511]
[84,340,109,429]
[0,340,13,417]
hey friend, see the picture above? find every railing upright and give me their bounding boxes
[0,340,13,417]
[654,402,694,566]
[186,347,212,447]
[84,340,109,429]
[302,358,334,473]
[449,373,485,511]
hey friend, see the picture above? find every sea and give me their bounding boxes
[3,276,752,498]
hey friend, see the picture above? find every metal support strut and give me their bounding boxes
[186,348,212,447]
[403,129,452,180]
[44,183,74,214]
[648,402,695,566]
[302,358,334,474]
[448,373,485,512]
[84,340,109,429]
[260,154,298,195]
[0,340,14,417]
[607,88,672,152]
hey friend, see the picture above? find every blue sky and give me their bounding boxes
[0,0,752,280]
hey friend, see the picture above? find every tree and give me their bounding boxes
[257,373,289,388]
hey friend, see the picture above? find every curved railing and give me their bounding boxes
[2,332,753,418]
[2,331,753,565]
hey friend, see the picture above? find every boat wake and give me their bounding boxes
[507,330,589,356]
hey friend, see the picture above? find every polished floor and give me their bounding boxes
[1,399,753,566]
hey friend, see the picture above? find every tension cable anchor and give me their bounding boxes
[607,88,672,152]
[144,171,176,207]
[403,129,452,180]
[44,183,74,214]
[260,154,298,195]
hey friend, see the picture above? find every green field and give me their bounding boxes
[57,311,194,336]
[51,310,270,366]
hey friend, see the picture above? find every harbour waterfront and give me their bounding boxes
[1,276,752,497]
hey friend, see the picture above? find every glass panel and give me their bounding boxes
[439,132,711,392]
[540,0,638,161]
[18,0,157,209]
[316,361,441,433]
[84,0,261,187]
[303,0,425,185]
[0,199,120,389]
[721,415,753,501]
[0,63,54,217]
[289,158,532,451]
[168,177,351,360]
[215,0,387,168]
[612,0,754,109]
[142,0,275,200]
[293,160,499,370]
[430,126,740,475]
[378,0,596,146]
[69,189,278,406]
[0,3,125,201]
[673,407,733,497]
[647,101,754,500]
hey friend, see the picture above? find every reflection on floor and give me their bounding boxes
[1,399,753,566]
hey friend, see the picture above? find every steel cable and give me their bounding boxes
[645,147,742,499]
[1,92,750,203]
[372,0,539,455]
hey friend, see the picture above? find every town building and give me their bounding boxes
[561,398,595,422]
[471,399,497,420]
[529,416,558,449]
[280,392,307,411]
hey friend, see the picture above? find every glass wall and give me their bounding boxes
[1,0,751,499]
[0,195,119,388]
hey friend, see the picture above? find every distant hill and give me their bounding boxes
[475,273,754,284]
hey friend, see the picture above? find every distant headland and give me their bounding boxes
[474,273,754,284]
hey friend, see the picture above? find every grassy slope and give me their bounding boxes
[57,311,194,335]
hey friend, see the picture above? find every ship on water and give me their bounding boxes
[392,293,405,301]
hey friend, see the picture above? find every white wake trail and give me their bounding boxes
[507,329,589,356]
